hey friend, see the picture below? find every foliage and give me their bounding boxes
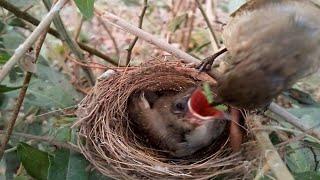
[74,0,95,19]
[17,143,53,180]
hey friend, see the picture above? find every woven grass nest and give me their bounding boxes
[75,61,257,179]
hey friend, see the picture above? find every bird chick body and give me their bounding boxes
[212,0,320,109]
[128,89,226,157]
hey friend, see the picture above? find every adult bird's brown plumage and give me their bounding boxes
[207,0,320,109]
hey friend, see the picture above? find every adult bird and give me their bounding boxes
[201,0,320,109]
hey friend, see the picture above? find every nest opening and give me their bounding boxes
[76,61,255,179]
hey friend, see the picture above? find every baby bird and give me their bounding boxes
[128,88,227,157]
[205,0,320,109]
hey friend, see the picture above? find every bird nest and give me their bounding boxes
[75,61,257,179]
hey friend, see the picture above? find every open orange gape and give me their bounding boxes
[75,61,257,179]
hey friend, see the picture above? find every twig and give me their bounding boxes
[0,1,47,33]
[97,16,120,58]
[78,42,117,65]
[276,132,307,148]
[96,10,200,64]
[42,0,94,85]
[68,16,83,87]
[269,102,320,139]
[0,130,80,153]
[66,55,107,69]
[250,115,294,180]
[0,0,68,83]
[183,2,197,50]
[254,163,271,180]
[252,126,320,144]
[0,28,49,160]
[42,0,82,60]
[4,4,33,21]
[74,16,84,40]
[126,0,148,65]
[195,0,220,51]
[0,0,116,66]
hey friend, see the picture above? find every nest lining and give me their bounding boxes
[76,61,256,179]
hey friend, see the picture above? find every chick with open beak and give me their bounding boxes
[184,88,228,126]
[128,87,229,158]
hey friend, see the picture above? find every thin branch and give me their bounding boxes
[78,43,117,65]
[171,0,184,17]
[0,28,49,160]
[66,55,107,69]
[97,16,120,58]
[42,0,83,59]
[195,0,220,51]
[0,0,116,66]
[0,1,52,33]
[0,130,80,153]
[183,2,197,50]
[42,0,94,85]
[250,115,294,180]
[269,102,320,139]
[0,0,68,83]
[74,16,84,40]
[96,10,200,64]
[126,0,148,65]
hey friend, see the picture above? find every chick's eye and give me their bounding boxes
[172,100,187,114]
[176,102,185,110]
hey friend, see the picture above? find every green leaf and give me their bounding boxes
[23,63,83,108]
[203,82,214,104]
[288,107,320,131]
[1,59,82,111]
[0,20,5,33]
[8,18,26,28]
[285,143,316,173]
[89,170,112,180]
[0,84,21,93]
[202,83,228,111]
[48,149,89,180]
[0,52,11,64]
[17,143,52,180]
[14,175,30,180]
[74,0,95,19]
[5,149,20,180]
[50,126,72,142]
[214,104,228,111]
[168,13,187,32]
[294,171,320,180]
[2,31,25,50]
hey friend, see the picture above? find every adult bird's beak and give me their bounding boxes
[186,88,228,126]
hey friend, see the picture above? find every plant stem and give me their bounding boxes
[195,0,220,51]
[0,0,116,66]
[0,28,49,160]
[96,10,200,64]
[126,0,148,65]
[0,0,68,82]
